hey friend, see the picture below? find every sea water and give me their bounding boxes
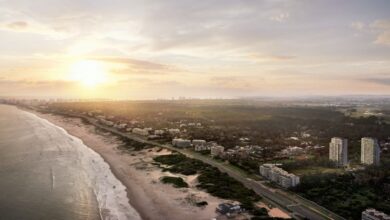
[0,105,141,220]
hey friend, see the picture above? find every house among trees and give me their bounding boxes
[216,203,242,217]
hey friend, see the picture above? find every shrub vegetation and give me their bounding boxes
[154,153,261,211]
[160,176,188,188]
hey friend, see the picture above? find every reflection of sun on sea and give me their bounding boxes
[69,60,108,87]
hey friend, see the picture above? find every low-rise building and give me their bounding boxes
[259,164,300,188]
[194,144,210,151]
[154,130,165,135]
[117,123,127,129]
[236,147,250,160]
[99,119,114,127]
[221,149,237,161]
[192,139,208,151]
[96,115,106,120]
[129,119,138,125]
[172,138,192,148]
[192,139,206,146]
[132,128,149,136]
[194,141,217,152]
[281,146,304,156]
[362,208,390,220]
[239,137,250,143]
[216,203,242,216]
[168,128,180,135]
[107,115,115,120]
[210,145,225,157]
[147,135,160,140]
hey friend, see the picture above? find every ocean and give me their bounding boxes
[0,105,141,220]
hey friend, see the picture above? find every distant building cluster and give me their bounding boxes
[280,146,305,156]
[82,110,271,163]
[362,208,390,220]
[259,164,300,188]
[87,110,194,140]
[329,137,381,167]
[171,138,216,151]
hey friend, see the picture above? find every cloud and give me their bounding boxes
[375,31,390,46]
[350,20,390,46]
[0,79,78,97]
[0,79,74,87]
[370,19,390,46]
[350,21,365,31]
[0,19,72,39]
[91,56,181,75]
[0,1,389,98]
[250,54,295,62]
[118,77,183,88]
[210,76,262,90]
[365,77,390,86]
[94,57,170,71]
[371,20,390,29]
[269,13,290,23]
[6,21,28,30]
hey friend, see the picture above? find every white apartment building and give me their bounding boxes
[168,128,180,135]
[154,130,165,135]
[210,145,225,157]
[172,138,192,148]
[132,128,149,136]
[99,119,114,127]
[259,164,300,188]
[192,139,206,146]
[117,123,127,129]
[329,137,348,167]
[361,137,381,166]
[362,208,390,220]
[192,140,208,151]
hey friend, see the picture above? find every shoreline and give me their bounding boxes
[24,108,141,220]
[28,109,227,220]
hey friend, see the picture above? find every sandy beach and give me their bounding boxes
[31,111,229,220]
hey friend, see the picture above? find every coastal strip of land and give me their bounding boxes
[29,110,238,220]
[26,107,341,220]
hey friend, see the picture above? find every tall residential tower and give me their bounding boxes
[361,137,380,166]
[329,137,348,167]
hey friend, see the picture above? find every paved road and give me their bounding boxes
[47,110,345,220]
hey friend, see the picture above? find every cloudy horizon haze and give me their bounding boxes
[1,0,390,99]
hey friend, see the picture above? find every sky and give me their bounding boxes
[0,0,389,99]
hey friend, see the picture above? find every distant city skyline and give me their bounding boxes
[0,0,389,99]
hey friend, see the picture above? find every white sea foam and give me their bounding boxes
[29,112,142,220]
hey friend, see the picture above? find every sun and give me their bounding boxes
[69,60,108,87]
